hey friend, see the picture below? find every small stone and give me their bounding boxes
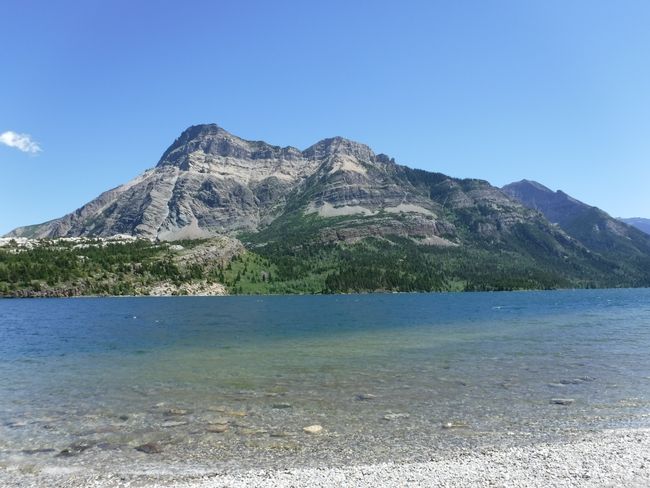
[550,398,575,405]
[207,424,228,433]
[383,412,410,421]
[135,442,161,454]
[207,417,229,425]
[164,408,189,416]
[21,448,56,455]
[303,424,323,434]
[162,420,188,428]
[207,405,228,412]
[272,403,292,409]
[355,393,377,401]
[56,442,93,457]
[559,379,583,385]
[7,421,27,428]
[226,410,248,417]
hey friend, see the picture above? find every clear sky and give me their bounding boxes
[2,0,649,234]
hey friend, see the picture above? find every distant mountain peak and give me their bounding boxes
[303,136,375,160]
[507,179,553,192]
[502,180,588,210]
[503,179,650,256]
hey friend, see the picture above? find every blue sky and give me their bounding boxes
[2,1,649,234]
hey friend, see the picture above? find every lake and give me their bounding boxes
[1,289,650,474]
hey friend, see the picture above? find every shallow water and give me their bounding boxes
[1,289,650,474]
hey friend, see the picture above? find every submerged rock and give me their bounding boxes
[162,420,188,428]
[303,424,323,434]
[383,412,410,421]
[550,398,575,405]
[164,408,189,416]
[272,402,292,409]
[207,405,228,412]
[6,421,27,428]
[355,393,377,401]
[226,410,248,417]
[206,417,230,425]
[57,442,93,457]
[557,376,596,385]
[135,442,162,454]
[21,448,56,455]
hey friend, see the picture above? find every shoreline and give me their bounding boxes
[3,428,650,487]
[2,286,649,299]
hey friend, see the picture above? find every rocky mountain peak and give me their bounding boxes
[502,180,588,211]
[157,124,302,169]
[503,179,552,194]
[303,136,375,161]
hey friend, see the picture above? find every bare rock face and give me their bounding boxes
[9,125,317,240]
[6,124,558,248]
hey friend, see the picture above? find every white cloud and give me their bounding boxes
[0,131,42,154]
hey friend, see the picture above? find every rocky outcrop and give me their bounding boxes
[141,281,227,296]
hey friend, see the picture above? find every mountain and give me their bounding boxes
[4,125,650,296]
[502,180,650,256]
[5,124,567,246]
[620,218,650,236]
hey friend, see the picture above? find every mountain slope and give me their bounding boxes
[502,179,650,257]
[502,180,650,288]
[9,124,549,248]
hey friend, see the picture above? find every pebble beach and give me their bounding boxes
[2,428,649,487]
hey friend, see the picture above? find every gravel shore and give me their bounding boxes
[2,428,649,487]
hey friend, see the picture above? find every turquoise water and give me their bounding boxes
[1,289,650,473]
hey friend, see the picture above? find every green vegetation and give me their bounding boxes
[0,239,208,296]
[2,211,650,298]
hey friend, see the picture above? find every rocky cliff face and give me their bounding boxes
[10,125,315,239]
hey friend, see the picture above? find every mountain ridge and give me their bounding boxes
[8,123,529,243]
[620,217,650,235]
[502,179,650,258]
